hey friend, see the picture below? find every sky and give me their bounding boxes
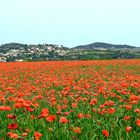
[0,0,140,47]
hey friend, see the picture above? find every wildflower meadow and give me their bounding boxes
[0,60,140,140]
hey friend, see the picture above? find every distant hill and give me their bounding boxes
[0,42,140,62]
[74,42,136,50]
[0,43,27,50]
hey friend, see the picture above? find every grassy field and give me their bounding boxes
[0,60,140,140]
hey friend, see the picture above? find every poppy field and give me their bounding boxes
[0,60,140,140]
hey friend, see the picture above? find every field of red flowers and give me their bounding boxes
[0,60,140,140]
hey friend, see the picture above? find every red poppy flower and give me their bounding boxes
[77,113,84,119]
[41,108,49,117]
[123,116,131,121]
[108,108,116,114]
[8,123,18,130]
[7,114,17,120]
[126,126,132,132]
[136,119,140,126]
[90,98,98,106]
[134,108,140,113]
[73,127,81,134]
[46,115,56,122]
[59,117,68,124]
[22,133,28,137]
[7,132,18,139]
[34,132,42,140]
[71,103,77,108]
[0,106,11,111]
[102,129,109,138]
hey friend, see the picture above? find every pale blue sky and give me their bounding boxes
[0,0,140,47]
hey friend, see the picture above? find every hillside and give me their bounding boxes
[74,42,136,50]
[0,42,140,62]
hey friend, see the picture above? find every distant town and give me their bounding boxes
[0,42,140,62]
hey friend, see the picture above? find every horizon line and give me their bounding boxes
[0,42,139,48]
